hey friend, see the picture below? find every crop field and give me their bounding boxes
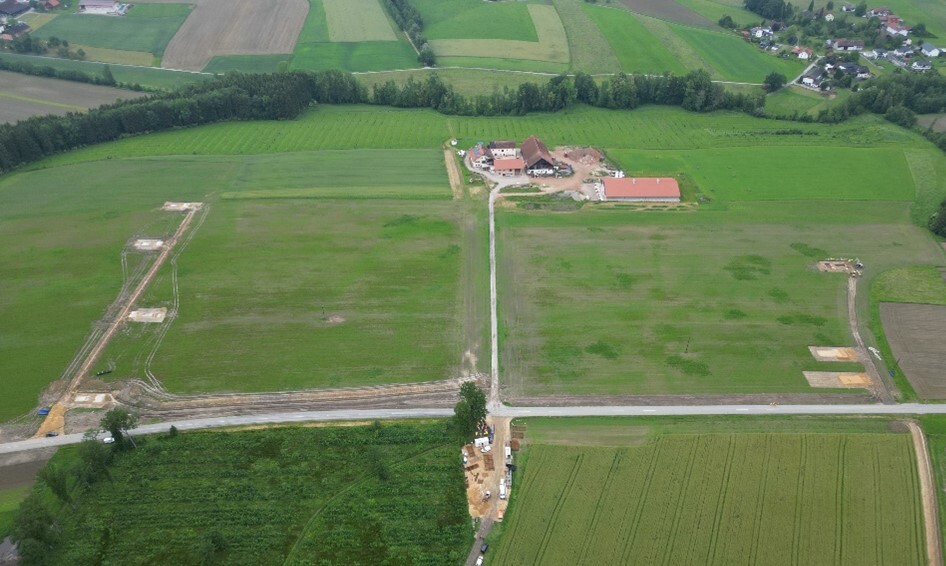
[881,303,946,398]
[0,52,209,91]
[289,0,417,72]
[429,4,569,65]
[919,416,946,551]
[414,0,538,42]
[32,4,192,57]
[0,69,146,124]
[491,425,925,565]
[673,0,763,27]
[585,5,700,75]
[619,0,713,27]
[323,0,396,42]
[550,0,620,74]
[158,0,307,71]
[497,201,943,396]
[31,423,470,563]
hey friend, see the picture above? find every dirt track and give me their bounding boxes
[157,0,308,71]
[909,421,943,566]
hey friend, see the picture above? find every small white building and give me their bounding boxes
[488,140,518,159]
[921,43,941,57]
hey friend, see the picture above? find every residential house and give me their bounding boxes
[868,7,893,17]
[79,0,126,14]
[469,143,493,169]
[44,0,59,8]
[912,59,933,71]
[601,177,681,203]
[921,42,941,57]
[894,45,914,58]
[520,135,555,177]
[833,38,864,51]
[488,140,517,159]
[793,47,814,59]
[824,12,835,21]
[841,3,856,12]
[856,66,872,79]
[0,21,28,40]
[0,0,28,17]
[886,21,911,37]
[750,26,773,39]
[801,66,825,88]
[836,62,859,74]
[492,158,525,177]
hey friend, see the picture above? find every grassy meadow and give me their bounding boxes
[0,52,209,91]
[414,0,539,41]
[1,104,944,416]
[32,4,192,57]
[28,423,470,563]
[584,4,687,75]
[491,418,926,565]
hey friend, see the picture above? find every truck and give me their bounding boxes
[499,478,506,500]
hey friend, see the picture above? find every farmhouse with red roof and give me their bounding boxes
[493,158,525,177]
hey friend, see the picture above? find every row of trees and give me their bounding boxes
[4,34,86,60]
[0,57,119,87]
[0,68,767,175]
[383,0,435,66]
[743,0,794,21]
[13,409,139,565]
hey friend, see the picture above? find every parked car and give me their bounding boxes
[102,436,115,444]
[45,431,58,437]
[481,543,489,553]
[475,556,484,566]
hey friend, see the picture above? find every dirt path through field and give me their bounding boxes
[34,206,202,437]
[156,0,307,71]
[909,421,943,566]
[848,277,895,403]
[444,149,463,199]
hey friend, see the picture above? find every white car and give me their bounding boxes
[476,556,484,565]
[102,436,115,444]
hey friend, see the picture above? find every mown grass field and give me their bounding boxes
[493,419,925,565]
[584,4,687,75]
[497,201,943,396]
[766,86,851,118]
[32,4,192,57]
[670,24,805,83]
[30,423,470,564]
[322,0,396,42]
[673,0,762,27]
[414,0,539,42]
[920,416,946,552]
[0,485,30,539]
[2,104,944,416]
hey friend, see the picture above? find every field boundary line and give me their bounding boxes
[707,434,736,564]
[621,439,663,563]
[352,65,762,84]
[662,436,702,565]
[909,421,943,566]
[747,435,773,565]
[790,435,807,566]
[0,52,214,75]
[834,436,847,563]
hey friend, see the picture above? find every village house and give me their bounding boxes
[792,47,814,59]
[868,7,893,18]
[600,177,681,203]
[469,143,493,169]
[750,26,773,39]
[894,45,914,59]
[492,158,525,177]
[0,21,29,40]
[520,135,555,177]
[801,66,825,88]
[921,43,941,58]
[886,20,911,37]
[824,12,835,21]
[912,59,933,72]
[0,0,27,17]
[832,38,864,51]
[842,2,855,12]
[487,140,517,159]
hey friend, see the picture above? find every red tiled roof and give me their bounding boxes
[603,177,680,199]
[494,158,525,171]
[521,135,554,169]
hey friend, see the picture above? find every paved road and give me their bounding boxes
[9,404,946,455]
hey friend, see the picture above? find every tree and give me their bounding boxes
[929,199,946,237]
[12,493,56,565]
[417,42,435,67]
[101,64,115,86]
[38,465,74,510]
[453,382,487,438]
[764,71,787,91]
[77,435,113,488]
[912,22,929,37]
[854,2,866,16]
[826,1,834,9]
[718,14,735,28]
[807,0,814,12]
[100,408,139,448]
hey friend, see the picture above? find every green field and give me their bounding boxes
[204,54,289,75]
[492,420,925,565]
[0,52,209,91]
[497,201,943,396]
[323,0,397,42]
[428,4,569,65]
[670,24,805,83]
[0,485,30,539]
[552,0,620,74]
[920,416,946,551]
[674,0,763,27]
[413,0,539,42]
[27,423,470,563]
[766,86,851,117]
[584,5,687,75]
[32,4,192,57]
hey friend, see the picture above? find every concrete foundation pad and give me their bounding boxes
[162,201,203,212]
[71,392,113,408]
[133,238,164,251]
[128,307,167,323]
[804,371,871,389]
[808,346,859,362]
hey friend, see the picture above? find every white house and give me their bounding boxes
[801,66,825,87]
[833,38,864,51]
[750,26,773,38]
[886,22,910,37]
[488,140,517,158]
[912,59,933,71]
[921,43,941,57]
[824,12,835,21]
[841,3,855,12]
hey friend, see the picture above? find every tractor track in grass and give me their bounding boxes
[908,421,943,566]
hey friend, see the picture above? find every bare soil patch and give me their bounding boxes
[326,314,345,324]
[803,371,871,388]
[128,307,168,323]
[157,0,308,71]
[808,346,859,362]
[880,302,946,399]
[619,0,714,28]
